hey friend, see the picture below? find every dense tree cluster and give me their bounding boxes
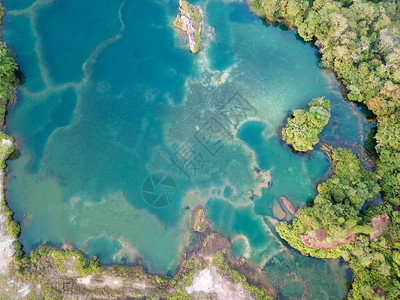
[282,97,330,151]
[0,41,18,126]
[277,148,400,299]
[249,0,400,205]
[277,148,379,259]
[249,0,400,297]
[0,6,19,236]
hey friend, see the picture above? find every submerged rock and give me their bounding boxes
[174,0,203,53]
[272,200,286,220]
[253,167,272,197]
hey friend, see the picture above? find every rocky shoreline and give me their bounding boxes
[0,207,273,299]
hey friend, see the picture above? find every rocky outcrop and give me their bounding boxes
[174,0,203,53]
[280,196,295,215]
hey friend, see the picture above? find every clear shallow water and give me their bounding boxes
[3,0,369,297]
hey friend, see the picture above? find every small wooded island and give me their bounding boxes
[174,0,203,54]
[282,97,331,152]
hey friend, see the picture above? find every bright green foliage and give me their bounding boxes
[282,97,330,152]
[249,0,400,297]
[249,0,400,205]
[49,249,103,276]
[275,147,400,298]
[345,212,400,300]
[376,125,400,206]
[191,207,210,232]
[167,289,191,300]
[0,133,20,238]
[277,148,379,255]
[316,148,380,210]
[0,5,19,240]
[0,41,18,125]
[13,246,103,280]
[173,254,206,286]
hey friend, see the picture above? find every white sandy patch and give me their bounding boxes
[77,275,92,285]
[5,279,30,298]
[1,139,12,147]
[0,167,15,275]
[0,215,15,275]
[77,275,128,290]
[186,267,252,300]
[17,284,30,297]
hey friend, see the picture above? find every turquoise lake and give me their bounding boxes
[3,0,373,298]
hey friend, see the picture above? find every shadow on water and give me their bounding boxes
[15,67,26,86]
[261,19,270,29]
[354,101,376,121]
[8,147,21,161]
[272,22,289,31]
[294,32,308,45]
[364,126,378,157]
[271,21,323,67]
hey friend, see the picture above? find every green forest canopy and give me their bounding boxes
[249,0,400,298]
[282,97,330,152]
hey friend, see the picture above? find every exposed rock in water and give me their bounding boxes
[61,240,74,250]
[280,196,295,215]
[272,200,286,220]
[191,206,211,233]
[253,167,272,197]
[174,0,203,53]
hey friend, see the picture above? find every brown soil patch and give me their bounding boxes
[300,230,355,250]
[199,232,231,262]
[315,229,327,241]
[370,214,390,240]
[374,287,385,299]
[62,241,74,250]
